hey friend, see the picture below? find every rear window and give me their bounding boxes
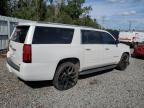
[11,26,29,43]
[32,26,74,44]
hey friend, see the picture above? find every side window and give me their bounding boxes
[81,30,102,44]
[32,27,74,44]
[101,32,116,44]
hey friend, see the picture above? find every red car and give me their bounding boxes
[133,43,144,57]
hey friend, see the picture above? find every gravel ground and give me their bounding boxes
[0,56,144,108]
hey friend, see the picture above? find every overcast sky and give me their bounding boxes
[85,0,144,30]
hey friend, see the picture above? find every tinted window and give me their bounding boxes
[101,32,115,44]
[32,27,74,44]
[11,26,29,43]
[81,30,102,44]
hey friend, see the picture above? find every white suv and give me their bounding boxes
[7,22,130,90]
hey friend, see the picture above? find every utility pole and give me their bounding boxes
[54,0,61,17]
[128,20,132,31]
[102,16,106,25]
[101,16,106,29]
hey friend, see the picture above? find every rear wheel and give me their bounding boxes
[116,53,129,70]
[53,62,79,90]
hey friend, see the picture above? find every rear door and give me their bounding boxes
[31,26,74,63]
[8,26,30,66]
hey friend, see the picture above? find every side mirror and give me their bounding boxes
[115,39,119,47]
[115,39,119,44]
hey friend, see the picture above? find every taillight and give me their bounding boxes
[23,44,31,63]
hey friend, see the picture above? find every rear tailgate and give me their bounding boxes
[8,26,30,67]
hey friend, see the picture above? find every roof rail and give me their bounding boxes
[36,21,94,29]
[37,21,76,26]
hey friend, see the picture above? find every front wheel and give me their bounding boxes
[53,62,79,90]
[116,53,129,71]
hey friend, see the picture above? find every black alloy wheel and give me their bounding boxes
[53,62,79,90]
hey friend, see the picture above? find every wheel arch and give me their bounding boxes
[55,57,80,71]
[122,52,130,57]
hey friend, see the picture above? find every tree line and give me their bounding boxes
[0,0,120,36]
[0,0,100,28]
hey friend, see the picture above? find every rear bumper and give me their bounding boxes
[7,63,24,79]
[7,58,20,71]
[6,60,56,81]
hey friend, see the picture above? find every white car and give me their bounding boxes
[7,22,130,90]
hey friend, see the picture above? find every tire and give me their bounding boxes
[53,62,79,90]
[116,53,129,71]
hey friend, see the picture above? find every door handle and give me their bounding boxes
[105,48,110,50]
[85,48,91,51]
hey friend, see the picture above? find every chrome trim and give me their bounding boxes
[7,58,20,71]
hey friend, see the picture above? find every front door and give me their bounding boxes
[100,32,119,64]
[81,30,106,70]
